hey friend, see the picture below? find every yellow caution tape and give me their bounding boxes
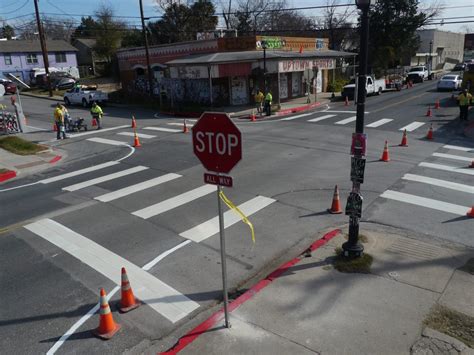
[219,190,256,243]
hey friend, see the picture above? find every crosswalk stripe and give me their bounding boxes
[179,196,276,243]
[280,113,314,121]
[24,219,199,322]
[95,173,182,202]
[432,153,473,162]
[324,110,369,114]
[69,125,129,138]
[307,114,336,122]
[87,137,129,146]
[380,190,469,216]
[335,116,356,125]
[366,118,393,128]
[132,185,215,219]
[443,145,474,152]
[399,121,425,132]
[117,132,156,139]
[167,122,194,127]
[419,162,474,176]
[39,161,120,184]
[62,166,149,192]
[402,174,474,194]
[143,126,181,133]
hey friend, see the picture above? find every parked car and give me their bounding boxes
[0,79,17,94]
[437,75,463,91]
[342,76,386,100]
[53,77,76,90]
[407,66,429,83]
[63,86,108,107]
[452,63,466,72]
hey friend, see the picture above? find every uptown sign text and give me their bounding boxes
[278,59,335,73]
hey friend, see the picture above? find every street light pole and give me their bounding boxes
[139,0,155,100]
[262,40,268,94]
[33,0,52,97]
[428,40,433,79]
[342,0,374,258]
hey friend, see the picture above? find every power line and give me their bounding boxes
[0,0,30,15]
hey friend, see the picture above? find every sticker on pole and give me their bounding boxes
[192,112,242,174]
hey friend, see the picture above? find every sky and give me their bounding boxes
[0,0,472,33]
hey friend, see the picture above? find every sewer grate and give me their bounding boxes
[387,238,441,260]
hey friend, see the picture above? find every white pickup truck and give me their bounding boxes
[342,76,386,100]
[406,66,429,83]
[63,86,108,107]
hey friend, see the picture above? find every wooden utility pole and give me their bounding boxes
[139,0,155,101]
[33,0,53,97]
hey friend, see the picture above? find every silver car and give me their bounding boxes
[437,75,462,91]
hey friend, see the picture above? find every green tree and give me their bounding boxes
[1,24,15,40]
[93,5,125,63]
[73,16,98,38]
[188,1,218,33]
[366,0,437,72]
[122,29,145,48]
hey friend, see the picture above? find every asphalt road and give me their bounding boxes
[0,80,472,354]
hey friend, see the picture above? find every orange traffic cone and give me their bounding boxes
[399,129,408,147]
[426,105,432,117]
[92,117,98,127]
[133,130,141,147]
[426,124,434,140]
[327,185,343,214]
[93,288,121,340]
[467,206,474,218]
[53,122,57,131]
[250,110,256,122]
[380,141,390,162]
[344,96,349,106]
[183,119,189,133]
[119,267,140,313]
[434,99,440,109]
[131,116,137,129]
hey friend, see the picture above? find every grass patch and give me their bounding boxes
[0,136,46,155]
[333,247,373,273]
[344,233,369,243]
[459,258,474,275]
[424,304,474,347]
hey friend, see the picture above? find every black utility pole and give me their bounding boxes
[428,40,433,79]
[34,0,52,97]
[342,0,374,258]
[139,0,155,99]
[261,40,268,93]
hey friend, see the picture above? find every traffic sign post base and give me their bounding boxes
[342,216,364,258]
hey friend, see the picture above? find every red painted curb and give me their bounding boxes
[49,155,62,164]
[0,170,17,183]
[160,228,341,355]
[277,101,321,116]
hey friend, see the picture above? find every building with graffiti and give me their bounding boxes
[116,36,354,107]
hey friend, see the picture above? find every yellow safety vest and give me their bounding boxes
[458,93,472,106]
[54,108,63,122]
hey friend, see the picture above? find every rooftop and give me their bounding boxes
[0,40,78,53]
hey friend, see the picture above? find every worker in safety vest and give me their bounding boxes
[90,101,104,129]
[457,88,472,122]
[53,103,66,139]
[264,91,272,116]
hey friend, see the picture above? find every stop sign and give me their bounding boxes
[192,112,242,174]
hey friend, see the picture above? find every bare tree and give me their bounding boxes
[316,0,355,50]
[18,16,76,41]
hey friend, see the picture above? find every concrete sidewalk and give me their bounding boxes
[160,224,474,355]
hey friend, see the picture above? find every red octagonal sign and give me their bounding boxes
[192,112,242,174]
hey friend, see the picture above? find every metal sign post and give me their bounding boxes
[216,178,230,328]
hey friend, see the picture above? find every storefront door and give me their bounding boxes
[231,76,249,105]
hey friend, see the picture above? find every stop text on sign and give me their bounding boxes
[195,132,239,156]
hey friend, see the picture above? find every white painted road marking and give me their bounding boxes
[117,132,156,139]
[39,161,120,184]
[443,145,474,152]
[432,153,473,162]
[279,113,314,121]
[143,126,181,133]
[402,174,474,194]
[180,196,276,243]
[142,240,192,271]
[25,219,199,323]
[95,173,182,202]
[307,114,336,122]
[69,125,129,138]
[366,118,393,128]
[87,137,129,146]
[419,162,474,176]
[399,121,425,132]
[334,116,357,125]
[132,185,215,219]
[63,166,149,192]
[324,110,369,114]
[167,122,195,127]
[380,190,469,216]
